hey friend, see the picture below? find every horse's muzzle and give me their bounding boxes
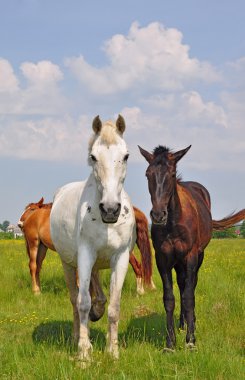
[99,203,121,224]
[150,209,168,226]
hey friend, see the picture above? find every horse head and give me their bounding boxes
[139,145,191,225]
[89,115,129,223]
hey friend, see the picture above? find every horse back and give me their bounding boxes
[177,181,212,249]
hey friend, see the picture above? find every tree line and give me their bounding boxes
[0,220,10,232]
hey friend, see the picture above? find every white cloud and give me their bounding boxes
[0,115,92,161]
[66,22,221,95]
[21,60,63,87]
[0,23,244,175]
[178,91,228,128]
[0,59,19,93]
[0,59,67,115]
[142,91,227,128]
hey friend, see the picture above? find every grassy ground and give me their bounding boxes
[0,239,244,380]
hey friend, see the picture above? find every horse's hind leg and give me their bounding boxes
[27,239,40,294]
[61,261,79,344]
[36,243,48,293]
[129,252,144,295]
[89,271,107,322]
[183,253,200,349]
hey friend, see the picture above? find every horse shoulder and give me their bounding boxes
[51,181,86,260]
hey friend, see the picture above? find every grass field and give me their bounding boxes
[0,239,244,380]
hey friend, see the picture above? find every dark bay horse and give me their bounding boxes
[18,198,155,295]
[139,144,245,350]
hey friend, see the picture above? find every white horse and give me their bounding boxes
[50,115,136,363]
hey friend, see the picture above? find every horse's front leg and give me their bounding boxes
[155,247,176,350]
[76,244,96,363]
[107,249,130,359]
[175,263,186,330]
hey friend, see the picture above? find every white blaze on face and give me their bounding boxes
[156,171,166,201]
[91,137,128,207]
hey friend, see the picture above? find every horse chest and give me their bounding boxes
[152,225,190,257]
[80,205,135,269]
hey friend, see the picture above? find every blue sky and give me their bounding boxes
[1,0,245,224]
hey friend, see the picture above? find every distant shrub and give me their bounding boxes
[212,227,237,239]
[0,232,15,240]
[240,220,245,238]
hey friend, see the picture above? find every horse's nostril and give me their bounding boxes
[99,203,105,212]
[114,203,121,214]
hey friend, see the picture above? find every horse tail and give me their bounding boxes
[212,209,245,230]
[134,207,152,286]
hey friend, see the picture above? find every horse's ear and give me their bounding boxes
[138,145,154,164]
[116,114,126,135]
[37,197,44,206]
[92,115,102,134]
[173,145,191,163]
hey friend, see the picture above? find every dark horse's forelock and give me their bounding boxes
[153,145,171,158]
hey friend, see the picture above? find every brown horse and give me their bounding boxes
[18,198,155,295]
[139,144,245,351]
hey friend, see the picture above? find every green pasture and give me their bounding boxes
[0,239,244,380]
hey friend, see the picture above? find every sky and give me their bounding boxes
[0,0,245,224]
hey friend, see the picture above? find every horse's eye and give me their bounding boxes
[90,154,97,162]
[124,154,129,162]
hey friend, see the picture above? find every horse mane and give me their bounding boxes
[88,120,120,152]
[40,202,53,209]
[25,201,52,210]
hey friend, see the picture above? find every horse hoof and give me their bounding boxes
[89,304,105,322]
[136,288,145,296]
[163,347,175,353]
[186,342,197,351]
[149,279,156,290]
